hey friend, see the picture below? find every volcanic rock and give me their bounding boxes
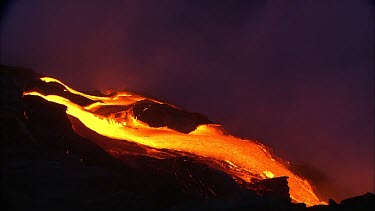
[249,176,291,204]
[132,99,213,133]
[340,192,375,208]
[2,65,375,210]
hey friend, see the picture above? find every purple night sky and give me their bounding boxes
[1,0,373,201]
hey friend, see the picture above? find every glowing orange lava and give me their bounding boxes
[24,76,326,206]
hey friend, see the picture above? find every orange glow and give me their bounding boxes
[24,76,327,206]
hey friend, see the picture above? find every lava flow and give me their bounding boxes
[24,76,326,206]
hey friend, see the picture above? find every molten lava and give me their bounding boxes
[24,76,326,206]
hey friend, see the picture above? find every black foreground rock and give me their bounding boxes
[1,65,374,210]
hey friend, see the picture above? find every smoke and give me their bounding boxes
[1,0,373,201]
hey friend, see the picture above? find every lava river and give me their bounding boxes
[24,76,326,206]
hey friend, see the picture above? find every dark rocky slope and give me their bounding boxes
[1,65,374,210]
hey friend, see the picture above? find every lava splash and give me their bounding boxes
[24,76,326,206]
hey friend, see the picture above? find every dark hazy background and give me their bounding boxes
[1,0,373,201]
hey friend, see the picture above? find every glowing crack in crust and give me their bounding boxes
[24,76,326,206]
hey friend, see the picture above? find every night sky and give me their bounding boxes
[1,0,374,201]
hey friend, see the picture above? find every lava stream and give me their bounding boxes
[24,76,326,206]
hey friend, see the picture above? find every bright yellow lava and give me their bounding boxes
[24,77,327,206]
[263,171,275,178]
